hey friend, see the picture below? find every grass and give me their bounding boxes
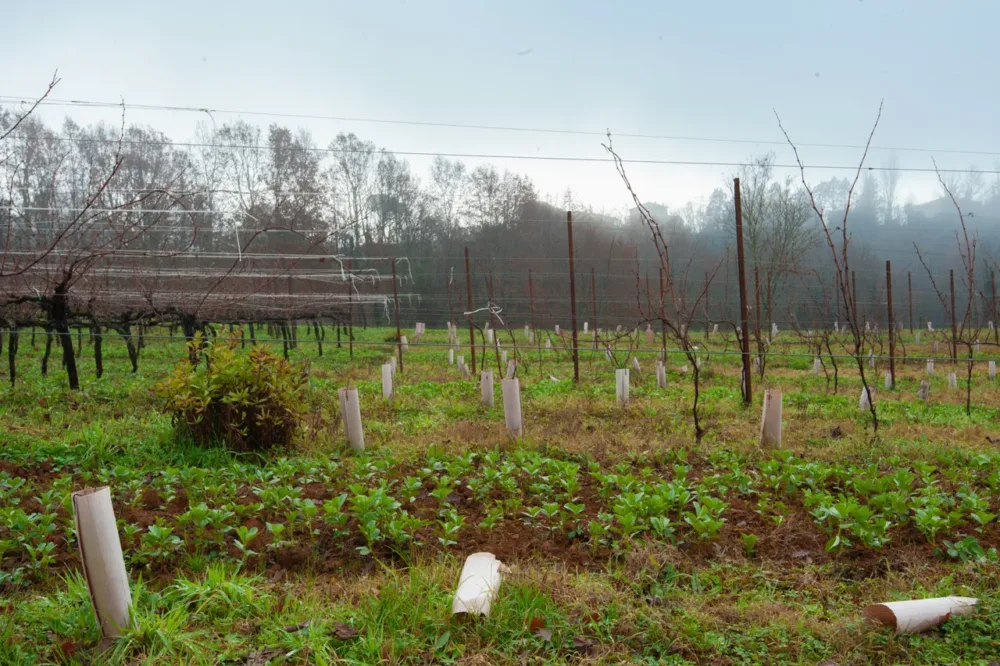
[2,324,1000,664]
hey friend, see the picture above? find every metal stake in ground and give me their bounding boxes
[488,269,501,373]
[567,211,580,383]
[347,258,353,359]
[993,270,999,345]
[908,271,914,336]
[734,177,752,406]
[886,260,896,388]
[950,269,958,362]
[464,247,477,373]
[391,257,403,372]
[591,267,598,351]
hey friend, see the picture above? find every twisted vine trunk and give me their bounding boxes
[92,322,103,379]
[41,328,53,377]
[7,325,18,386]
[52,285,79,390]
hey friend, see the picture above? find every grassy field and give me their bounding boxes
[2,324,1000,664]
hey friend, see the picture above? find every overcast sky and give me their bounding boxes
[3,0,997,215]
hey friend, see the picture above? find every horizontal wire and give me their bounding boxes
[4,95,1000,158]
[0,329,991,363]
[3,132,999,174]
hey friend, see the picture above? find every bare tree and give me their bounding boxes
[914,160,985,415]
[777,102,884,433]
[604,134,723,441]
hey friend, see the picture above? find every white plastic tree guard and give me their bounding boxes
[927,359,934,375]
[813,357,821,376]
[382,363,393,399]
[616,368,630,406]
[583,321,589,332]
[501,351,508,365]
[864,596,977,634]
[631,356,641,373]
[554,324,560,335]
[400,335,408,351]
[338,387,365,451]
[990,360,997,379]
[948,372,957,389]
[501,378,523,437]
[449,349,455,365]
[928,321,933,331]
[390,356,398,375]
[506,360,516,379]
[486,329,494,344]
[859,385,875,411]
[72,487,132,638]
[918,380,930,401]
[884,372,893,390]
[759,389,782,447]
[915,332,921,344]
[452,552,507,616]
[712,323,719,334]
[655,361,667,389]
[481,370,495,407]
[645,327,654,344]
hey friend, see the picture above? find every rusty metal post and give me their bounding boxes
[645,271,651,320]
[908,271,914,335]
[754,265,762,346]
[704,270,711,340]
[528,269,537,338]
[347,258,353,359]
[488,269,500,372]
[852,270,858,326]
[886,260,895,388]
[658,267,667,353]
[445,267,454,330]
[993,270,998,345]
[567,212,580,383]
[734,178,752,405]
[464,247,476,373]
[950,268,958,362]
[529,268,540,375]
[591,268,598,350]
[391,257,403,372]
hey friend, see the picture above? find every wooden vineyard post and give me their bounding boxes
[950,269,958,362]
[658,267,667,356]
[488,270,500,373]
[993,270,999,345]
[908,271,914,336]
[567,212,580,383]
[591,268,598,350]
[734,177,752,405]
[391,257,403,373]
[886,260,896,388]
[754,265,763,348]
[465,247,477,374]
[347,258,353,359]
[852,270,858,324]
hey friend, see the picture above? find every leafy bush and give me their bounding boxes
[157,340,308,451]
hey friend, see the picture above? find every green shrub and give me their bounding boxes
[157,340,308,451]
